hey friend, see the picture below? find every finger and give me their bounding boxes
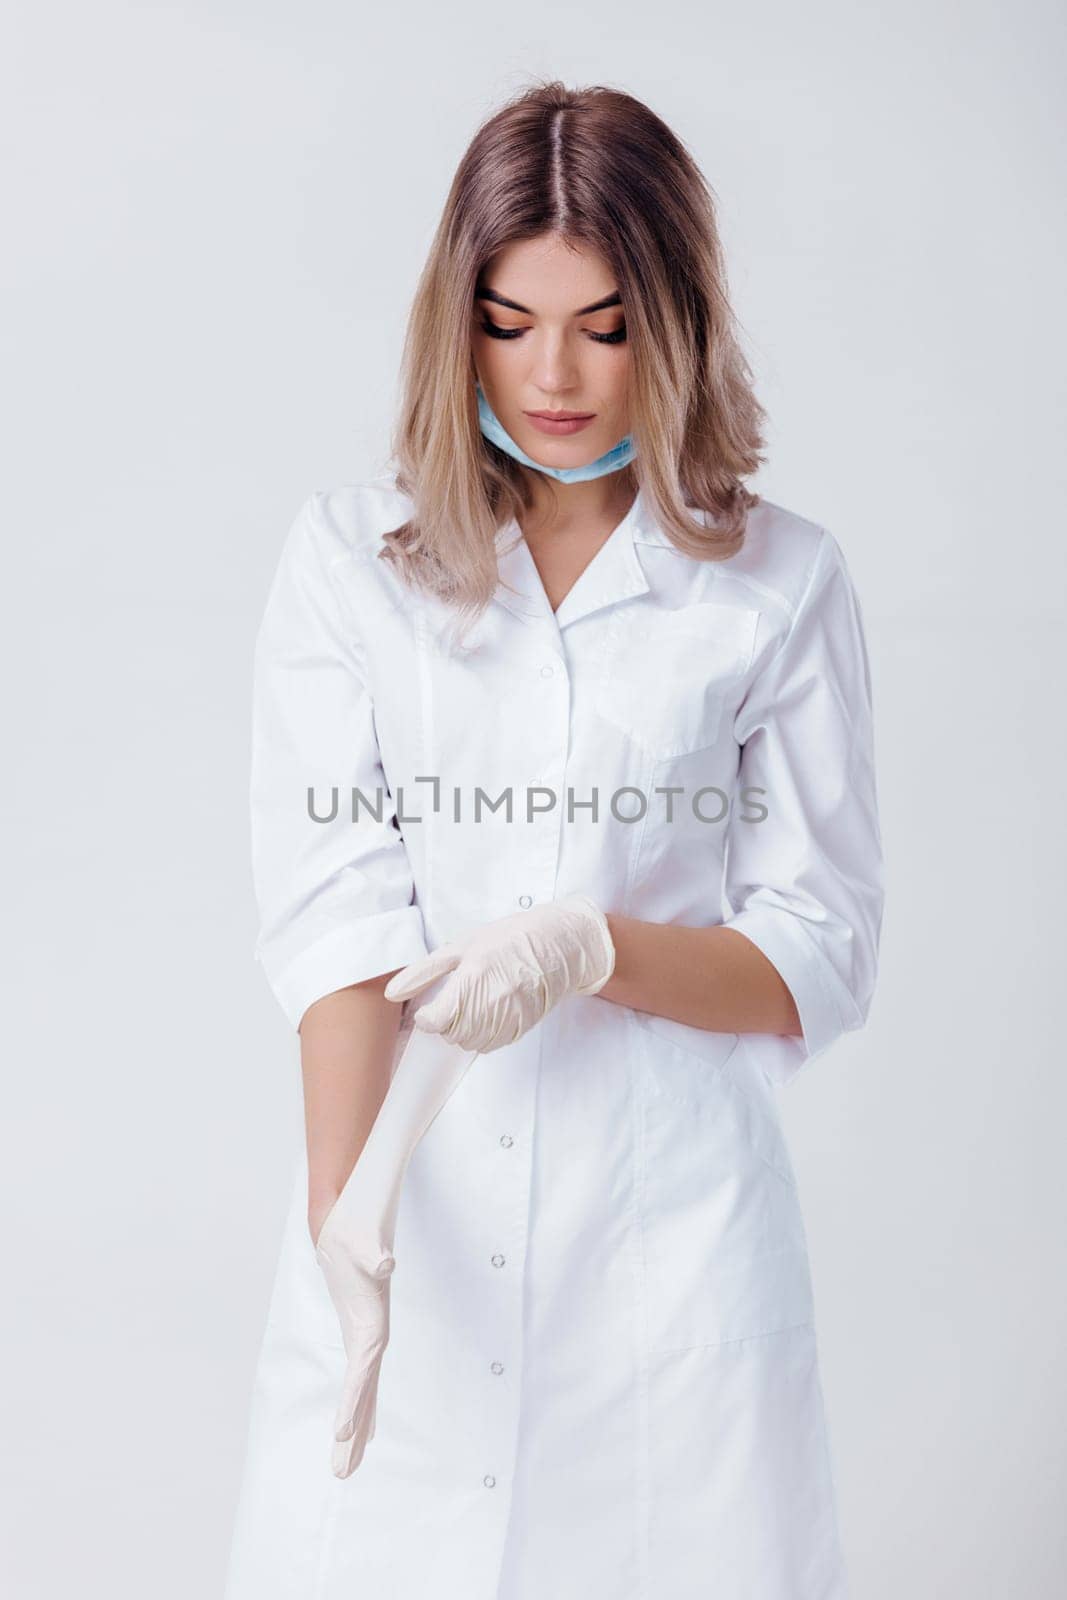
[383,946,461,1000]
[331,1355,384,1478]
[334,1349,378,1442]
[410,977,464,1035]
[460,990,520,1053]
[332,1425,365,1479]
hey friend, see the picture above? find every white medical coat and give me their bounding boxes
[225,474,884,1599]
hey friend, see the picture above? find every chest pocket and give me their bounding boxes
[594,601,760,762]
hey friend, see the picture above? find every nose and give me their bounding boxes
[529,330,581,395]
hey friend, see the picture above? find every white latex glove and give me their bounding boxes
[313,1214,395,1480]
[382,893,615,1053]
[313,1026,479,1478]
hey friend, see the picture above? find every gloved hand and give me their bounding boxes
[313,1210,395,1479]
[382,893,615,1053]
[312,1025,479,1479]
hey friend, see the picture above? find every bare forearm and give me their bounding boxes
[598,916,802,1037]
[298,973,406,1230]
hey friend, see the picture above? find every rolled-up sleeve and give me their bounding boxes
[249,492,429,1030]
[722,527,885,1084]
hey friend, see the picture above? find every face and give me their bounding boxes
[471,234,630,469]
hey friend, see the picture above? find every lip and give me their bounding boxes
[523,410,597,437]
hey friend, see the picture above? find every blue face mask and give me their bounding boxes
[475,382,636,484]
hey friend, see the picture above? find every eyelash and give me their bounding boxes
[478,317,627,345]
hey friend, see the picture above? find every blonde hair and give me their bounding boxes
[382,79,767,635]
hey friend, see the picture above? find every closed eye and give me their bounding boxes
[478,318,626,346]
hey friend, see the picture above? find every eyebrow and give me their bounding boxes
[475,286,622,316]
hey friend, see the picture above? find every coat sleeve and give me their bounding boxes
[249,492,429,1031]
[721,526,885,1084]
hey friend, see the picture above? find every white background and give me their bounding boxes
[3,2,1064,1594]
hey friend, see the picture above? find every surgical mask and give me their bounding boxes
[475,381,636,484]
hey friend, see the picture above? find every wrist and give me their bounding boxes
[308,1182,342,1220]
[561,893,616,994]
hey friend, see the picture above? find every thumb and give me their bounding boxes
[410,976,464,1036]
[383,943,462,1001]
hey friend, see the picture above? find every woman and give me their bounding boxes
[225,80,884,1600]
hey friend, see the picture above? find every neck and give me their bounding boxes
[519,466,638,536]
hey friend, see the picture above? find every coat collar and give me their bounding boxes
[491,486,673,632]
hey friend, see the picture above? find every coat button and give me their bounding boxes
[518,894,532,908]
[499,1134,514,1148]
[484,1474,497,1488]
[491,1253,506,1267]
[540,664,554,678]
[490,1361,504,1374]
